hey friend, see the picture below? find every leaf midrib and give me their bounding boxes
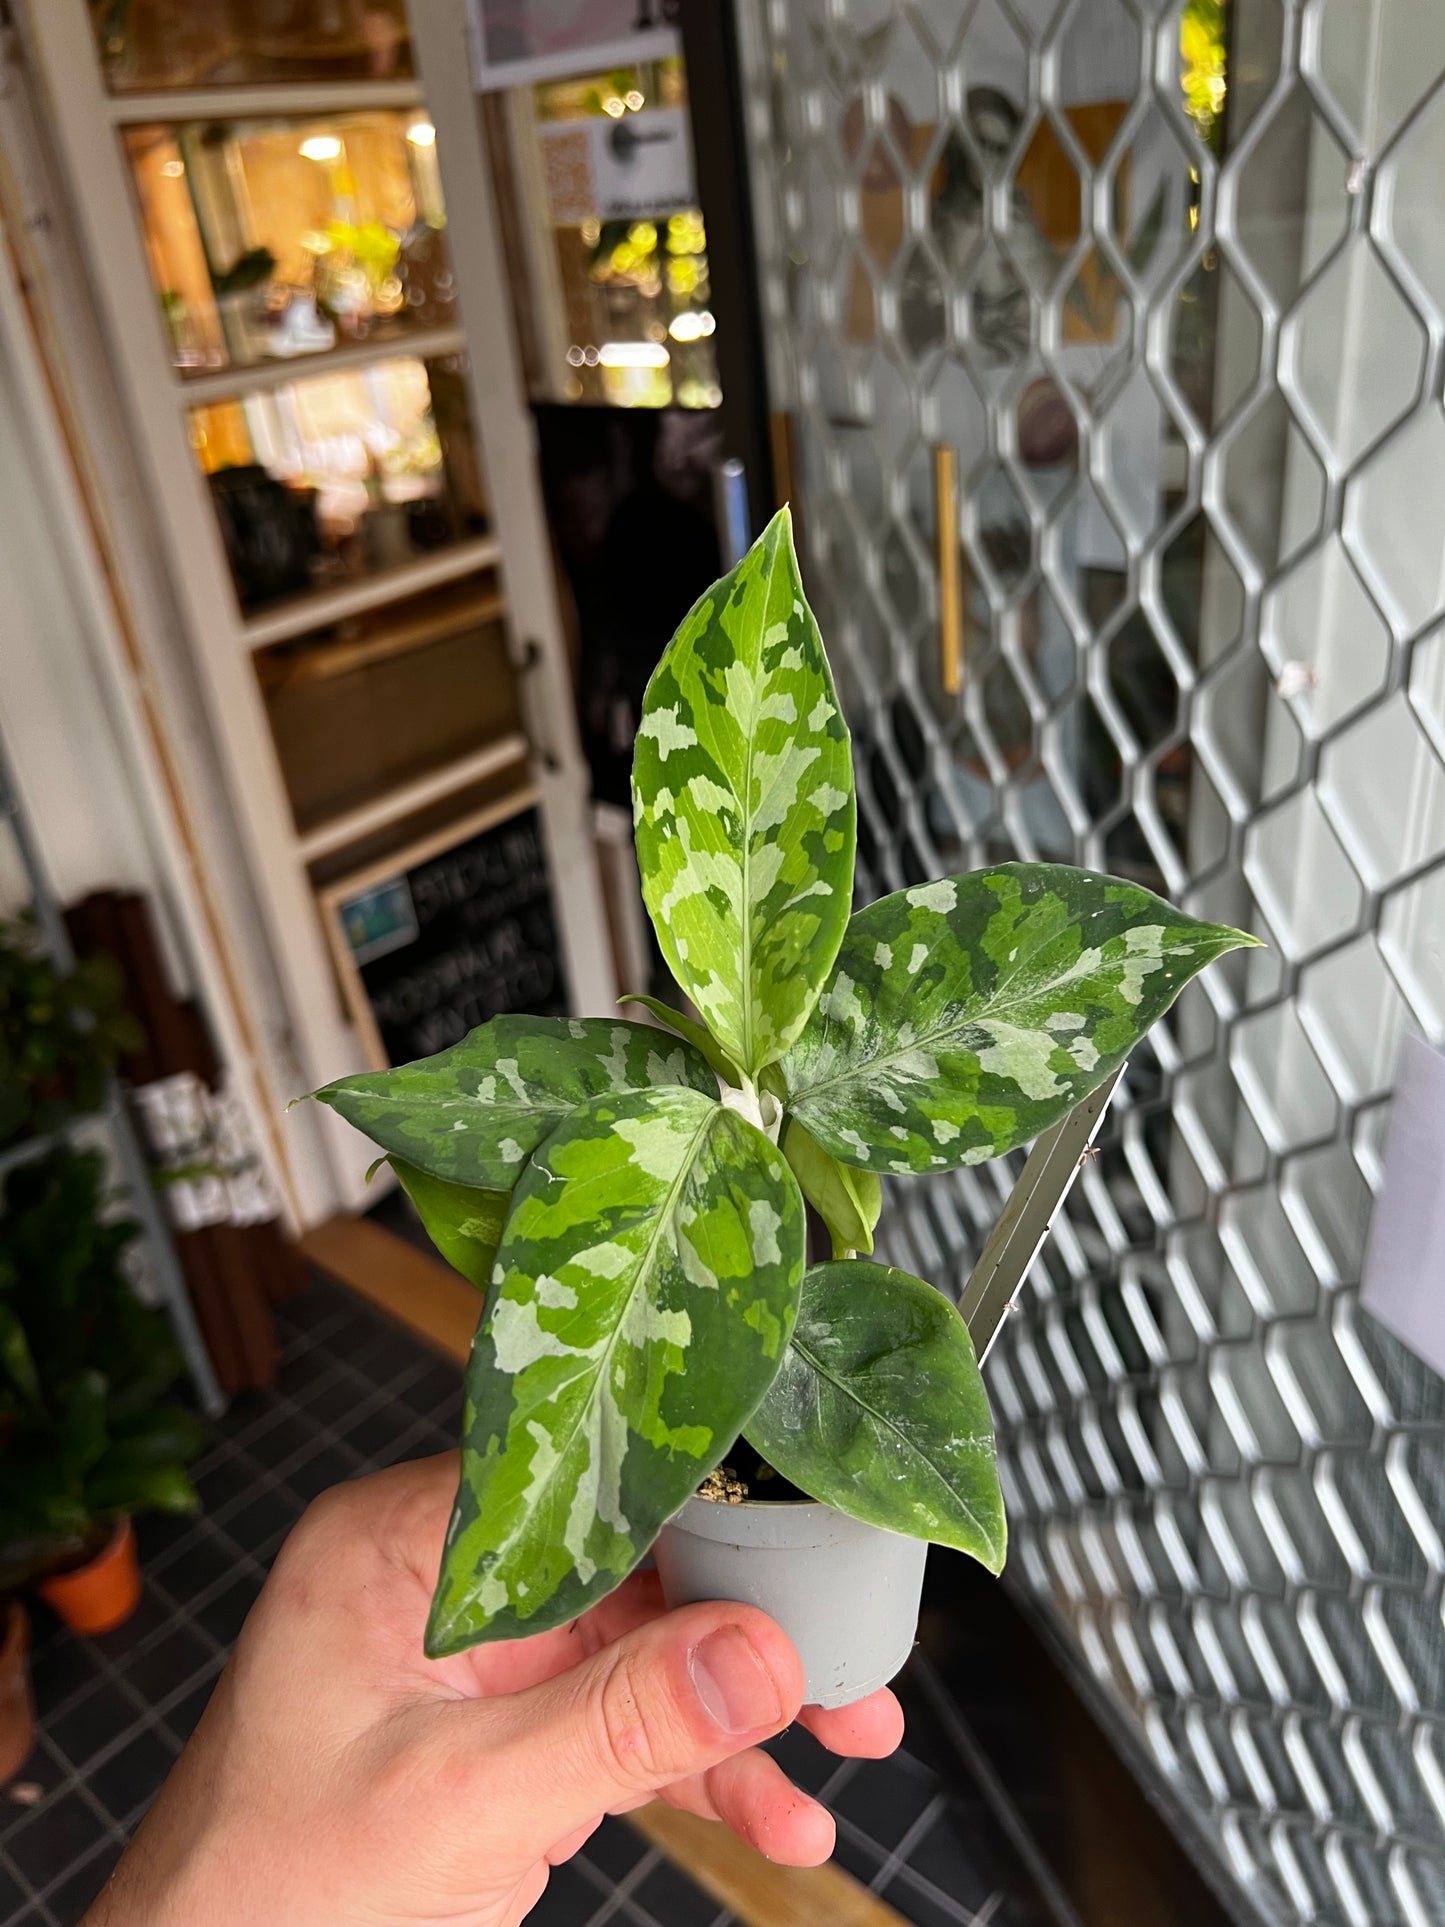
[489,1099,720,1590]
[789,1330,998,1550]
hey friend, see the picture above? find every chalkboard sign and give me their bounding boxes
[320,795,569,1069]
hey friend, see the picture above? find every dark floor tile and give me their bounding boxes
[116,1620,214,1704]
[4,1794,108,1891]
[276,1284,350,1337]
[832,1752,939,1853]
[27,1640,100,1722]
[42,1839,121,1927]
[878,1867,979,1927]
[292,1369,366,1431]
[0,1854,28,1918]
[237,1409,321,1469]
[579,1817,649,1884]
[194,1575,263,1649]
[132,1506,199,1565]
[899,1807,998,1914]
[629,1858,720,1927]
[0,1739,67,1833]
[335,1402,413,1464]
[214,1388,277,1442]
[397,1358,462,1418]
[764,1723,850,1797]
[85,1730,179,1827]
[85,1593,173,1670]
[831,1818,889,1888]
[283,1444,360,1504]
[47,1683,140,1773]
[160,1666,223,1744]
[532,1855,610,1927]
[148,1533,238,1605]
[221,1487,302,1561]
[194,1453,261,1516]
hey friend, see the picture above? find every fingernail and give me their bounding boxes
[689,1626,784,1734]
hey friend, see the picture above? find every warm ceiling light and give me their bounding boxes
[406,120,436,147]
[669,310,716,342]
[299,135,342,162]
[601,96,626,118]
[624,90,644,110]
[160,158,185,177]
[598,341,669,367]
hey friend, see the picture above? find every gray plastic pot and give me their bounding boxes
[653,1493,929,1710]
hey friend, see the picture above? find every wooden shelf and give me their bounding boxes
[295,733,530,863]
[180,326,467,405]
[106,78,424,124]
[241,534,501,648]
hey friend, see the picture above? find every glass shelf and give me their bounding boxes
[188,348,489,616]
[123,108,451,376]
[92,0,414,94]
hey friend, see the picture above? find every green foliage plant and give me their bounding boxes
[311,508,1257,1657]
[0,1148,205,1594]
[0,918,143,1147]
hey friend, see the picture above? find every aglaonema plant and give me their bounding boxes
[310,506,1256,1660]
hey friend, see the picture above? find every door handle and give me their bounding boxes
[934,444,963,696]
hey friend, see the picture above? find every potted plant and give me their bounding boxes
[0,1148,206,1636]
[0,916,143,1148]
[311,508,1255,1704]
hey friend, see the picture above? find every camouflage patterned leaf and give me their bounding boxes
[390,1158,507,1295]
[631,506,856,1079]
[781,1118,881,1257]
[311,1015,716,1189]
[782,864,1258,1173]
[747,1261,1005,1571]
[427,1085,804,1653]
[619,993,742,1085]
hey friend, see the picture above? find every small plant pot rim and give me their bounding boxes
[654,1491,929,1711]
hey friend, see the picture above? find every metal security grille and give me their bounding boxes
[736,4,1445,1923]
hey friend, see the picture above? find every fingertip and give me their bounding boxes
[798,1686,905,1757]
[775,1796,835,1867]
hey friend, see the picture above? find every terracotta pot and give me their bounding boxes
[0,1602,35,1785]
[37,1518,142,1636]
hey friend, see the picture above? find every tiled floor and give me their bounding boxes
[1,1277,1051,1927]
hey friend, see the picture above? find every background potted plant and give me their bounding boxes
[0,1147,206,1637]
[312,508,1254,1703]
[0,915,142,1148]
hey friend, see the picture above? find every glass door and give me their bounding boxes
[741,3,1445,1922]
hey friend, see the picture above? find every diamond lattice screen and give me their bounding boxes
[737,3,1445,1923]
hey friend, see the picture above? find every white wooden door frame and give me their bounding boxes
[18,0,617,1220]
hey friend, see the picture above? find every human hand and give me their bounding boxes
[85,1453,903,1926]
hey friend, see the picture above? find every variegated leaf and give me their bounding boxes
[427,1085,804,1654]
[390,1158,507,1294]
[781,1118,881,1257]
[782,864,1258,1173]
[631,506,856,1078]
[311,1015,716,1189]
[619,993,742,1085]
[747,1261,1005,1571]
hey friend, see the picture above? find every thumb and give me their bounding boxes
[462,1600,806,1849]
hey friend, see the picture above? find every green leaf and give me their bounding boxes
[782,863,1258,1172]
[631,505,856,1078]
[0,1303,41,1411]
[781,1117,881,1257]
[87,1458,200,1517]
[746,1261,1006,1571]
[619,994,741,1085]
[428,1085,805,1654]
[391,1157,508,1294]
[311,1015,717,1188]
